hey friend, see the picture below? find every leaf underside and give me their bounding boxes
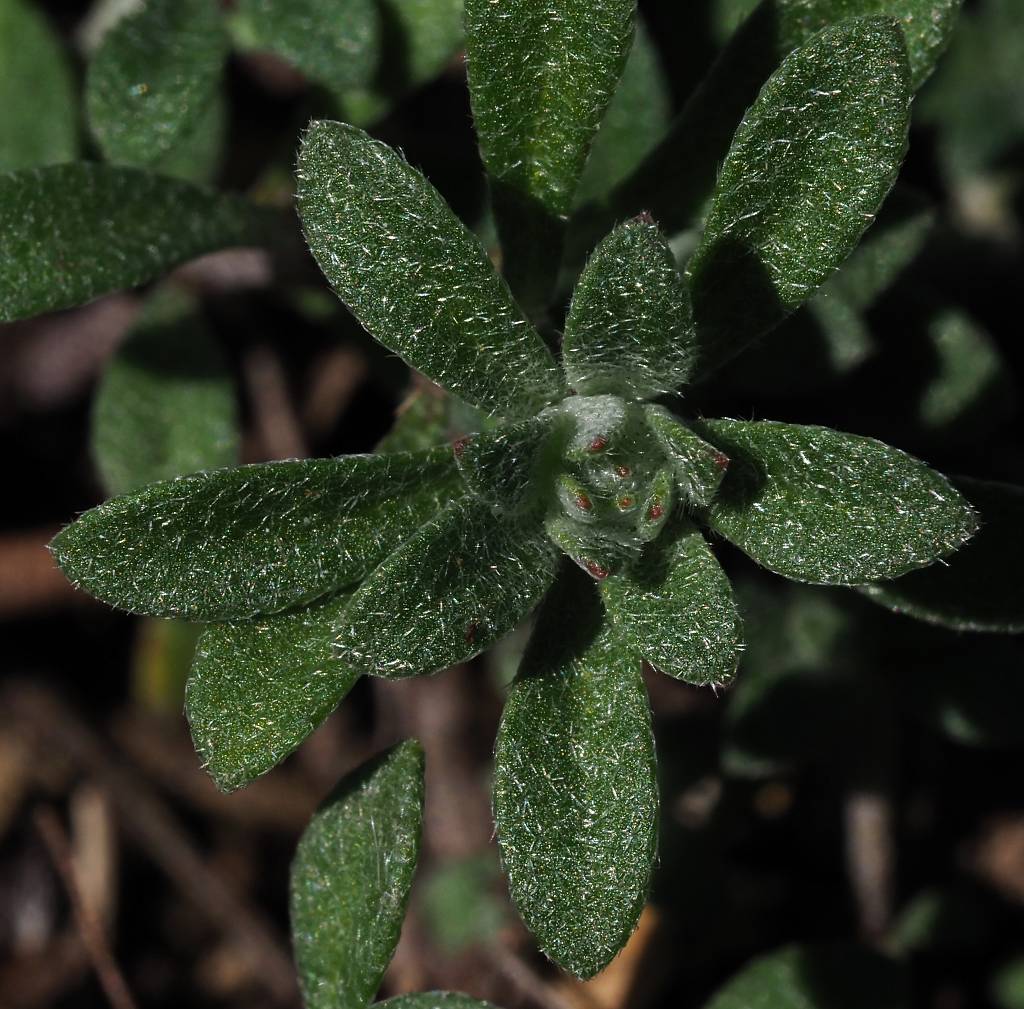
[187,592,359,792]
[51,449,461,621]
[290,742,423,1009]
[495,565,658,979]
[376,994,500,1009]
[695,419,978,585]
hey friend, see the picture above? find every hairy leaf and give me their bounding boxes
[860,478,1024,632]
[187,593,359,792]
[86,0,227,168]
[297,121,562,417]
[466,0,634,219]
[291,742,423,1009]
[703,942,908,1009]
[377,995,500,1009]
[465,0,635,309]
[602,524,742,686]
[601,0,955,242]
[695,419,977,584]
[773,0,963,91]
[563,218,695,399]
[495,566,657,978]
[453,416,561,515]
[92,290,238,496]
[232,0,380,98]
[645,406,730,509]
[574,20,670,207]
[51,449,461,620]
[688,17,912,375]
[0,164,264,322]
[0,0,76,171]
[336,499,560,678]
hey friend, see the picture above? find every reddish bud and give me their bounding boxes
[618,496,635,510]
[588,435,609,453]
[647,502,664,522]
[584,559,610,580]
[576,493,593,512]
[452,436,473,459]
[464,622,479,645]
[713,452,729,471]
[616,465,632,478]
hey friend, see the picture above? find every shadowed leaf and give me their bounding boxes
[0,164,264,321]
[336,498,560,678]
[187,592,359,792]
[291,742,423,1009]
[495,565,657,978]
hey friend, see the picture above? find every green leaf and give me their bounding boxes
[494,565,657,978]
[695,419,978,585]
[453,416,561,515]
[773,0,962,91]
[231,0,380,98]
[465,0,635,309]
[336,498,560,678]
[0,0,77,171]
[297,121,563,417]
[913,309,1016,439]
[574,19,670,208]
[601,523,742,687]
[159,87,227,184]
[421,854,506,953]
[563,218,695,400]
[86,0,227,169]
[703,943,908,1009]
[644,406,729,509]
[291,741,423,1009]
[860,478,1024,632]
[601,0,956,242]
[381,0,463,89]
[51,448,461,620]
[91,289,239,496]
[0,164,264,322]
[688,17,912,375]
[187,592,359,793]
[376,995,500,1009]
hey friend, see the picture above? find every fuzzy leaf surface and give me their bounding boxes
[377,995,499,1009]
[0,0,76,171]
[297,121,562,417]
[232,0,380,97]
[563,218,695,399]
[92,290,238,496]
[291,741,423,1009]
[602,524,742,686]
[645,406,730,510]
[772,0,963,91]
[0,164,263,321]
[574,20,670,207]
[695,420,977,585]
[688,17,912,375]
[51,449,461,621]
[86,0,227,168]
[703,942,908,1009]
[187,593,359,793]
[495,566,657,978]
[465,0,634,220]
[860,478,1024,632]
[336,498,560,678]
[454,416,559,515]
